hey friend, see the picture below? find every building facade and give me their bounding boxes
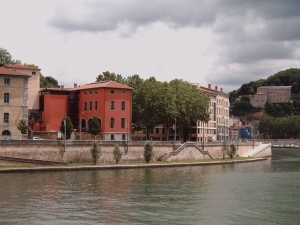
[34,81,133,141]
[0,67,31,139]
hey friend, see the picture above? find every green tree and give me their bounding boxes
[144,141,154,163]
[222,142,228,159]
[96,71,125,83]
[40,75,59,88]
[169,79,210,141]
[88,116,101,140]
[59,116,74,139]
[113,144,123,164]
[17,119,28,140]
[90,141,101,165]
[227,143,237,159]
[0,47,14,66]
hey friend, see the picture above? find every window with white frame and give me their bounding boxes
[4,78,10,86]
[121,118,126,129]
[110,118,115,129]
[121,90,126,95]
[4,113,9,124]
[110,101,115,110]
[95,101,98,110]
[4,93,9,105]
[121,101,126,111]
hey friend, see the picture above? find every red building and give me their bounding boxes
[33,81,133,141]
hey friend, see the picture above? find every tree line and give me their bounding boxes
[96,71,210,141]
[258,116,300,139]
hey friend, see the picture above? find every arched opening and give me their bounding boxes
[88,118,93,131]
[81,119,86,131]
[2,130,11,136]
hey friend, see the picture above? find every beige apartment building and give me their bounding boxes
[196,84,230,143]
[0,67,31,139]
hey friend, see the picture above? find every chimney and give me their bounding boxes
[74,83,78,88]
[215,86,218,91]
[221,87,223,92]
[208,84,211,89]
[60,85,64,90]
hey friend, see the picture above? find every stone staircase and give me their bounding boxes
[241,143,271,157]
[158,142,213,161]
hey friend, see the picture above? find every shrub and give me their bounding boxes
[90,141,101,165]
[113,144,123,164]
[144,141,154,163]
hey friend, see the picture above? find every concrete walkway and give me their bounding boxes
[0,158,267,173]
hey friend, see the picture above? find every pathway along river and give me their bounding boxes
[0,148,300,225]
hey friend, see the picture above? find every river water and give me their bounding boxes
[0,148,300,225]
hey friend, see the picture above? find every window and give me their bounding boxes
[121,90,126,95]
[89,102,92,111]
[32,71,36,75]
[4,113,9,124]
[4,93,9,105]
[95,90,98,94]
[121,118,126,129]
[111,90,115,94]
[122,134,126,140]
[156,128,159,133]
[84,102,87,111]
[95,101,98,110]
[111,134,114,140]
[90,91,92,95]
[4,78,10,86]
[84,92,87,96]
[110,118,115,129]
[110,101,115,110]
[121,101,126,111]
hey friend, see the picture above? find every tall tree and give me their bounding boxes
[88,116,101,140]
[96,71,125,83]
[17,119,28,140]
[0,47,13,66]
[60,116,74,139]
[90,141,101,165]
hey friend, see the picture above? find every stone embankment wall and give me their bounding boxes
[0,140,271,164]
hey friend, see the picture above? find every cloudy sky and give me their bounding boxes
[1,0,300,92]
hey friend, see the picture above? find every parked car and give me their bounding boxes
[4,137,13,140]
[32,137,43,140]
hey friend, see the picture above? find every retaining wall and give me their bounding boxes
[0,140,270,164]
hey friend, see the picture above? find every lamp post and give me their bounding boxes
[202,122,205,151]
[174,118,176,150]
[223,117,225,159]
[64,113,66,152]
[80,112,84,140]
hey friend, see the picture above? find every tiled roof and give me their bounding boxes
[259,86,291,89]
[73,80,134,90]
[5,64,41,71]
[0,67,31,77]
[198,86,218,94]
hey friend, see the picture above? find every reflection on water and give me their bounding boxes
[0,148,300,224]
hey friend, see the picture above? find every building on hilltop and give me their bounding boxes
[34,80,133,141]
[0,66,31,139]
[238,86,292,108]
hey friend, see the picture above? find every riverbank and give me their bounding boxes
[0,157,267,173]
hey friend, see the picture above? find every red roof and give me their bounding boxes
[73,80,134,90]
[0,67,31,77]
[198,86,218,94]
[5,64,41,71]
